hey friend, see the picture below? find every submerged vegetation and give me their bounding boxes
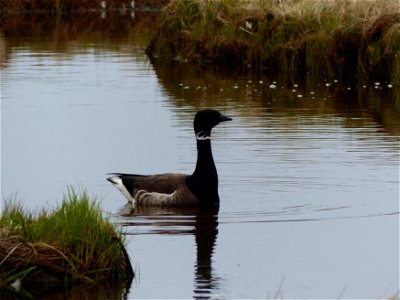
[0,190,133,298]
[146,0,400,83]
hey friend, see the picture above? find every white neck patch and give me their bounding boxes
[196,131,211,140]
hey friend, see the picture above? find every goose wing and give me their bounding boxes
[107,173,198,206]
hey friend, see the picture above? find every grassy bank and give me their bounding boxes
[0,189,133,298]
[146,0,400,83]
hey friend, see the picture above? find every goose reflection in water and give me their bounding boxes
[118,203,220,299]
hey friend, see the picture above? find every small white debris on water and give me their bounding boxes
[333,79,339,83]
[259,80,264,84]
[269,84,277,89]
[347,87,351,90]
[374,82,380,86]
[233,85,239,89]
[297,94,303,98]
[293,84,298,88]
[325,83,331,87]
[310,91,315,95]
[292,89,296,93]
[388,84,393,88]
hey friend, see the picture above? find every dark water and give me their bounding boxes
[1,14,399,299]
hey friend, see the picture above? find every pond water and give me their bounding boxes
[1,13,399,299]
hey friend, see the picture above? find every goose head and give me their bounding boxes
[193,109,232,140]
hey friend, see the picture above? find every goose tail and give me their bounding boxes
[107,174,135,203]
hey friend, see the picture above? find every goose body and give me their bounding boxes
[107,109,232,207]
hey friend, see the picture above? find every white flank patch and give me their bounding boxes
[109,177,135,203]
[138,191,177,206]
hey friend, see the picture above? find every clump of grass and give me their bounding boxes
[0,189,133,296]
[146,0,400,83]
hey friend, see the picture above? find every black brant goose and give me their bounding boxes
[107,109,232,207]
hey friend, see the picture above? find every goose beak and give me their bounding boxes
[220,115,232,122]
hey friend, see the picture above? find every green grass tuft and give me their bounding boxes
[0,188,133,295]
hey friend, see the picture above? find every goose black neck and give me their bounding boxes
[193,139,217,177]
[187,138,220,206]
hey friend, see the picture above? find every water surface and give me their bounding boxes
[1,14,399,299]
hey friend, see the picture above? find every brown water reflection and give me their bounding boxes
[151,62,399,136]
[0,12,157,69]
